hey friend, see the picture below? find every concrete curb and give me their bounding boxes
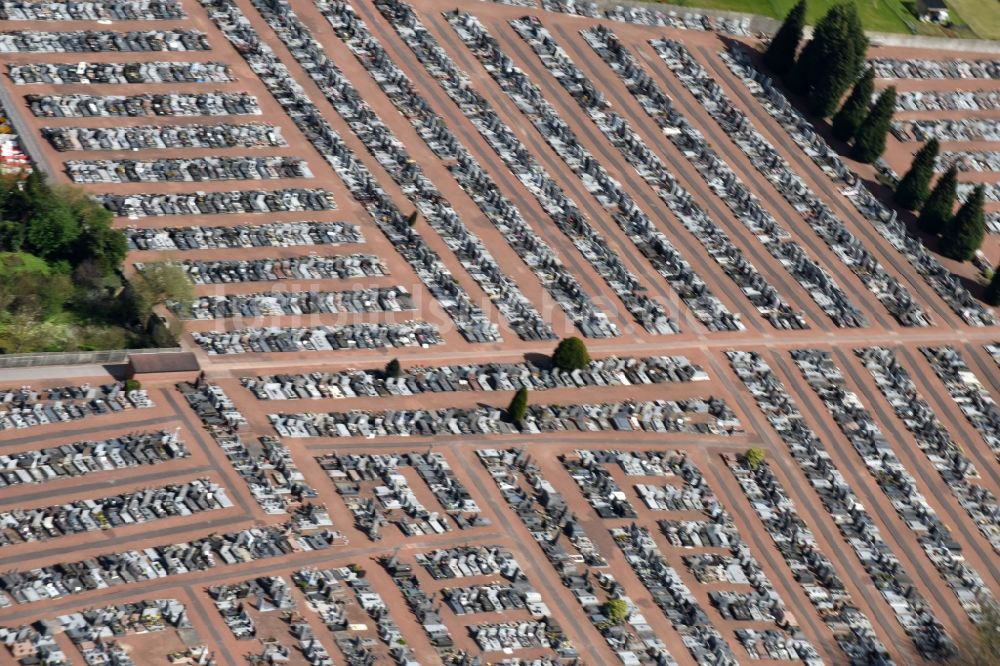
[864,31,1000,53]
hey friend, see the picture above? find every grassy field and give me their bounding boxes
[666,0,992,38]
[941,0,1000,38]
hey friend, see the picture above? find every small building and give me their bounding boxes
[126,351,200,384]
[917,0,949,23]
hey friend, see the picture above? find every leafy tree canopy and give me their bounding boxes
[552,336,591,371]
[0,173,167,353]
[0,173,123,269]
[131,262,195,317]
[0,251,72,318]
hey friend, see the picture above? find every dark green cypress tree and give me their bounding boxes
[831,68,874,142]
[810,46,857,117]
[786,33,817,95]
[851,86,896,164]
[894,139,940,210]
[764,0,806,79]
[941,185,986,262]
[508,387,529,427]
[847,7,868,66]
[984,267,1000,306]
[790,4,867,116]
[920,165,958,234]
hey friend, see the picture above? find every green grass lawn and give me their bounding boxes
[942,0,1000,38]
[666,0,992,37]
[0,251,52,277]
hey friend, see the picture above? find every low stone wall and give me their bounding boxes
[593,0,1000,52]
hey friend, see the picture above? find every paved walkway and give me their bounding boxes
[0,363,123,382]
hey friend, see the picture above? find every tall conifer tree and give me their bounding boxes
[831,68,874,142]
[941,185,986,261]
[790,4,868,116]
[894,139,940,210]
[508,387,529,427]
[984,267,1000,306]
[764,0,806,78]
[851,86,896,163]
[920,165,958,234]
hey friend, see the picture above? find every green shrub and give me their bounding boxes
[552,337,590,371]
[603,598,629,624]
[745,447,766,469]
